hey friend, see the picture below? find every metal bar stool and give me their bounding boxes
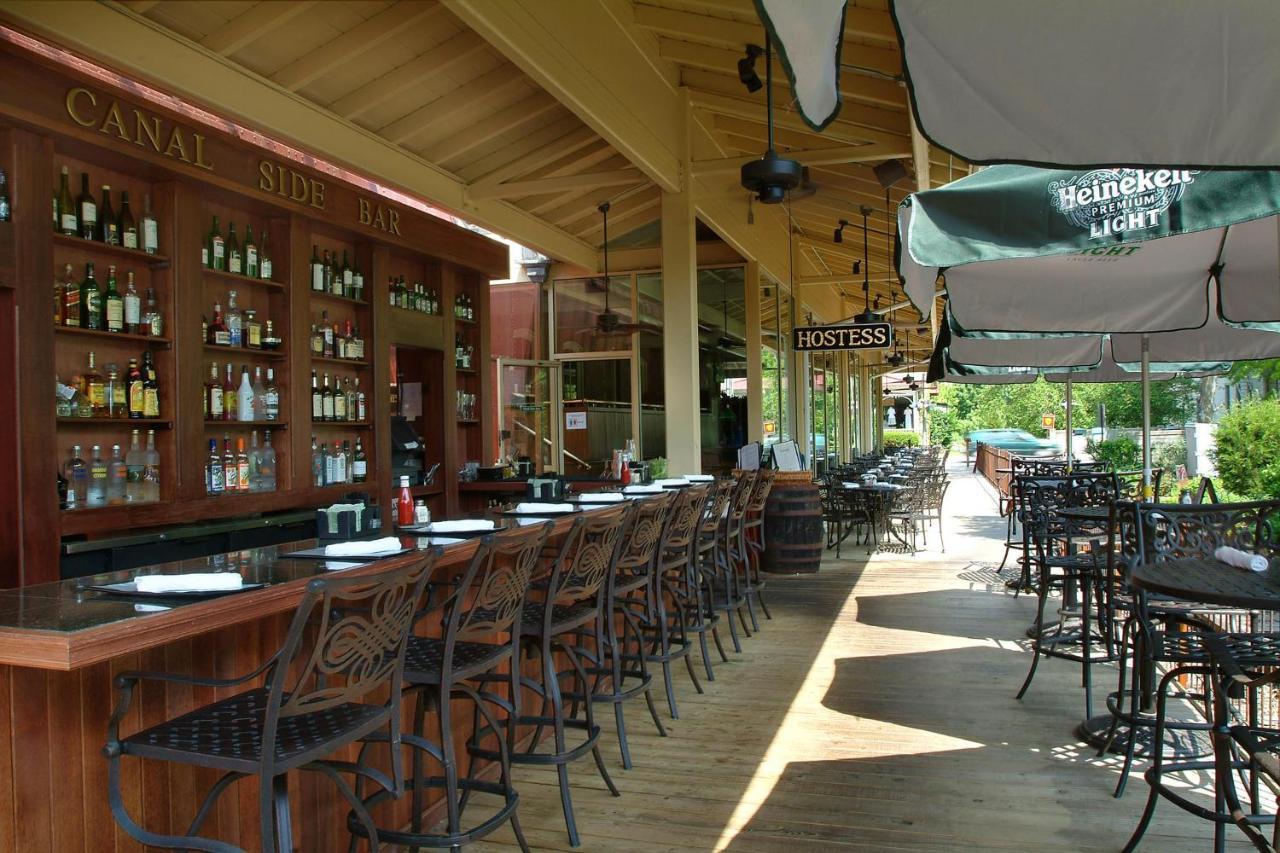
[742,470,774,622]
[105,552,438,853]
[697,478,744,656]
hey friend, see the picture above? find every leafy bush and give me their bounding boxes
[1087,436,1141,471]
[883,429,920,449]
[1213,398,1280,499]
[1152,439,1187,496]
[929,408,960,449]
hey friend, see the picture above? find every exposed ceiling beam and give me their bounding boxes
[200,1,318,56]
[523,153,634,215]
[425,93,561,165]
[632,4,900,77]
[445,0,683,192]
[379,63,526,146]
[117,1,157,12]
[799,273,898,287]
[3,0,597,268]
[692,143,910,175]
[329,29,488,121]
[567,185,659,237]
[469,168,646,200]
[272,1,440,91]
[674,0,899,44]
[689,89,895,145]
[468,125,603,187]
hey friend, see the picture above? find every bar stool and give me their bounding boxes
[695,479,737,658]
[349,524,551,852]
[646,483,712,717]
[475,504,632,848]
[742,470,773,623]
[723,471,759,634]
[104,552,437,853]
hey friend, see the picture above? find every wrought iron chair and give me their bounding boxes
[699,476,753,654]
[694,479,736,659]
[105,553,438,853]
[1001,456,1066,587]
[742,469,774,621]
[349,525,551,852]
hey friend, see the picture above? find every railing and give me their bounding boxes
[974,443,1014,511]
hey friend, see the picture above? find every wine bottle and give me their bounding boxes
[141,193,159,254]
[353,436,367,483]
[311,369,322,421]
[99,185,118,245]
[119,191,138,249]
[259,229,272,280]
[145,287,163,337]
[58,166,76,236]
[76,172,97,240]
[123,271,141,334]
[244,224,258,278]
[104,265,123,333]
[226,222,241,275]
[80,262,102,330]
[207,215,224,270]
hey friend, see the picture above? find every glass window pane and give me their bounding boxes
[698,268,747,475]
[500,363,557,474]
[562,358,632,475]
[554,276,632,354]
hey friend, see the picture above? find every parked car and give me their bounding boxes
[967,428,1058,457]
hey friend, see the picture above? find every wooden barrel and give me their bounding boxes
[761,471,824,574]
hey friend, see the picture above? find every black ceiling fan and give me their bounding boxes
[739,34,804,204]
[591,201,647,335]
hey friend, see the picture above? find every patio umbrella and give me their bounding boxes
[890,0,1280,168]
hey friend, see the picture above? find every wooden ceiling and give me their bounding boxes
[113,0,965,316]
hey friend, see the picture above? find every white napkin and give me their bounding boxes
[427,519,497,533]
[685,474,715,482]
[513,502,574,514]
[133,603,171,612]
[423,536,466,545]
[323,536,403,557]
[577,492,625,503]
[1215,546,1269,573]
[842,482,861,489]
[134,573,243,593]
[652,478,690,487]
[323,561,363,572]
[623,485,664,494]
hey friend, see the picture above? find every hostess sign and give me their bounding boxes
[792,323,893,352]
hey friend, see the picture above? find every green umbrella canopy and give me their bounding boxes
[898,165,1280,337]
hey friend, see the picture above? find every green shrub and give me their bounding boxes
[883,429,920,449]
[1213,398,1280,499]
[1087,436,1141,471]
[1153,439,1187,497]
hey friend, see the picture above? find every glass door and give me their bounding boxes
[558,355,634,477]
[497,359,561,475]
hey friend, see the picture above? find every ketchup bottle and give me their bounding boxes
[620,462,631,486]
[396,475,415,526]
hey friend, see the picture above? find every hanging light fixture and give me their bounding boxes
[852,204,879,324]
[833,219,849,244]
[737,44,764,93]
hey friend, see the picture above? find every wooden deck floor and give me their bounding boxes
[472,464,1248,851]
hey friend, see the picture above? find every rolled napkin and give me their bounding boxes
[652,477,690,487]
[427,519,498,533]
[323,536,403,557]
[685,474,715,482]
[623,485,664,494]
[577,492,626,503]
[134,572,243,594]
[423,536,466,545]
[1215,546,1269,573]
[513,502,574,514]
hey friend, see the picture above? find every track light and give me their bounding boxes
[833,219,849,244]
[853,260,861,275]
[738,44,764,93]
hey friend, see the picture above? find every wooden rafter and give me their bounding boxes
[469,168,646,200]
[690,90,891,146]
[200,2,319,56]
[672,0,899,44]
[425,93,562,165]
[329,30,489,121]
[463,124,600,186]
[380,63,527,146]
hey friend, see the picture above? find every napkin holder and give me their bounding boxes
[526,476,565,501]
[314,503,377,541]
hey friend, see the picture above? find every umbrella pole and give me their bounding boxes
[1141,335,1152,500]
[1065,376,1073,472]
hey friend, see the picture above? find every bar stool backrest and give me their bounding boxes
[450,523,553,643]
[700,480,735,537]
[1134,500,1280,568]
[547,504,632,603]
[659,485,710,568]
[1018,472,1121,536]
[727,471,757,532]
[275,550,438,719]
[746,470,773,515]
[616,491,675,574]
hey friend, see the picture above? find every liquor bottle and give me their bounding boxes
[0,168,7,222]
[81,261,102,330]
[352,261,364,301]
[244,308,262,349]
[106,444,127,504]
[387,275,396,307]
[246,431,261,493]
[259,229,272,280]
[329,251,342,296]
[60,263,79,327]
[55,374,74,417]
[244,224,258,278]
[236,436,250,493]
[142,429,160,503]
[331,441,345,484]
[76,172,97,240]
[321,372,335,421]
[104,265,123,332]
[207,438,224,496]
[353,436,367,483]
[58,167,76,236]
[343,440,353,484]
[222,435,238,492]
[222,362,237,421]
[262,319,281,351]
[309,324,323,356]
[226,289,242,347]
[209,300,229,346]
[53,265,64,326]
[99,185,118,245]
[263,368,279,421]
[205,361,222,419]
[227,222,242,275]
[125,429,144,503]
[123,272,141,334]
[142,351,160,418]
[311,244,324,291]
[341,249,353,296]
[141,193,159,255]
[355,377,366,421]
[311,370,322,421]
[259,430,277,492]
[237,364,255,422]
[343,377,356,422]
[350,325,363,360]
[87,445,107,507]
[335,324,346,360]
[320,310,333,357]
[119,191,138,250]
[311,436,324,486]
[333,375,347,421]
[455,333,464,368]
[252,366,266,421]
[66,445,88,508]
[83,351,105,417]
[207,215,224,270]
[144,288,163,337]
[127,357,144,419]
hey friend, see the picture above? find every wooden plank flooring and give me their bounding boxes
[471,464,1249,851]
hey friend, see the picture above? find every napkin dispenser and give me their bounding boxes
[314,501,378,540]
[526,476,565,501]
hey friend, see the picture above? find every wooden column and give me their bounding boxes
[660,187,701,475]
[743,260,763,444]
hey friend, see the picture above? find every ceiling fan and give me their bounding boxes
[739,34,805,204]
[591,201,647,335]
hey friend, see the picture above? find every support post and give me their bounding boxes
[661,185,702,474]
[744,261,764,443]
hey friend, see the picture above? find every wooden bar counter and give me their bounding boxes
[0,513,584,852]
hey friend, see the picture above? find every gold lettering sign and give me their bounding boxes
[65,86,213,171]
[358,197,402,236]
[256,159,326,210]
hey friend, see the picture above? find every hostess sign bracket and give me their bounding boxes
[792,323,893,352]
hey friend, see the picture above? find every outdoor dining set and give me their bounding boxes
[819,446,951,557]
[995,454,1280,851]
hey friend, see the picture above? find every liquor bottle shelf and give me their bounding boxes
[203,420,288,429]
[310,290,370,308]
[457,419,480,426]
[454,315,477,325]
[392,305,441,318]
[53,233,170,268]
[203,343,287,361]
[455,367,477,375]
[57,417,173,428]
[410,484,444,498]
[310,420,373,429]
[54,326,172,348]
[311,355,370,368]
[202,266,286,291]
